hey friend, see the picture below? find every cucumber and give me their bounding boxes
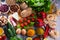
[8,29,14,37]
[3,25,11,38]
[7,22,16,36]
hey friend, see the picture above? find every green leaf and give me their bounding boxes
[33,15,37,19]
[40,0,44,2]
[29,22,35,26]
[24,26,27,29]
[17,24,21,28]
[33,2,44,7]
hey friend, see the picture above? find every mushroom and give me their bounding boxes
[0,16,7,26]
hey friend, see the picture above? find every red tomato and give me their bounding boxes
[24,22,28,26]
[0,36,2,40]
[23,18,27,21]
[2,34,6,40]
[31,14,34,17]
[27,20,30,23]
[33,37,40,40]
[20,23,24,28]
[31,18,35,21]
[19,19,23,23]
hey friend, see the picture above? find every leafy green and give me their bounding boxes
[25,0,51,12]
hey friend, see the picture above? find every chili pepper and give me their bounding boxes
[43,24,50,38]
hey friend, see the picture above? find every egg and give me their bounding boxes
[21,29,26,35]
[16,28,21,34]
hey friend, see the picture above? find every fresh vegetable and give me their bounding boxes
[23,18,27,21]
[33,37,40,40]
[2,34,7,40]
[43,24,50,38]
[8,29,14,37]
[19,19,23,23]
[0,36,2,40]
[25,0,51,12]
[16,0,25,3]
[24,22,28,26]
[27,20,31,23]
[38,12,47,19]
[7,22,16,36]
[20,23,24,28]
[10,36,23,40]
[29,22,35,26]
